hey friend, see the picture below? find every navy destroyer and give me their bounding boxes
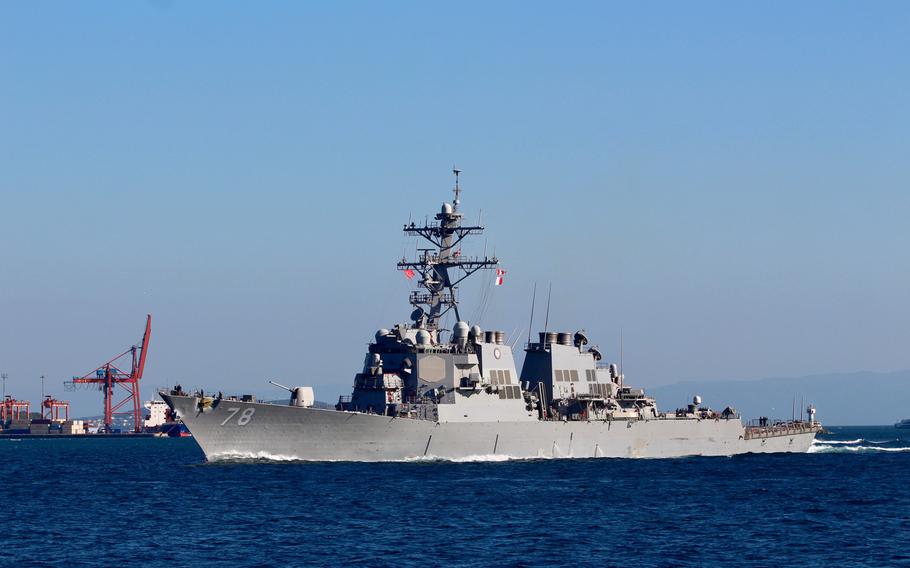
[161,171,821,461]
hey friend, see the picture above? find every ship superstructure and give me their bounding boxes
[337,170,531,423]
[161,171,821,461]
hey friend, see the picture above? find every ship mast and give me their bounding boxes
[397,169,499,332]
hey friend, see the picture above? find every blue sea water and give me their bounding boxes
[2,426,909,567]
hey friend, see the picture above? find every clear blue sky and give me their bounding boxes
[1,2,908,414]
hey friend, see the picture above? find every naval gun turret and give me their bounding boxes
[269,381,314,408]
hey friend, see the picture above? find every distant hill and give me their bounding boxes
[648,370,910,426]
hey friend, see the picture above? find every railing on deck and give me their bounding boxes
[744,420,820,440]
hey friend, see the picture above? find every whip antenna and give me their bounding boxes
[527,282,537,346]
[543,283,552,335]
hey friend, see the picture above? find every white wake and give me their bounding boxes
[208,450,558,464]
[208,450,304,462]
[809,442,910,454]
[406,453,544,463]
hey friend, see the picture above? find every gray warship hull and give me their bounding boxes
[163,394,818,461]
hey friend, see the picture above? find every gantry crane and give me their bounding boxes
[41,395,70,421]
[66,315,151,433]
[1,396,30,423]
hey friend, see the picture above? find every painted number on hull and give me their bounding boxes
[220,407,255,427]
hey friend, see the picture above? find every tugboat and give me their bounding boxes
[161,170,821,461]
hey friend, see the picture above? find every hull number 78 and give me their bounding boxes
[220,407,255,427]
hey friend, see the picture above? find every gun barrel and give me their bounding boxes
[268,380,292,392]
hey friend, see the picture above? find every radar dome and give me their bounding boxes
[415,330,432,346]
[375,329,390,341]
[441,202,454,215]
[470,325,483,341]
[453,321,469,338]
[693,395,702,406]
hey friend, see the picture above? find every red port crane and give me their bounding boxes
[1,396,30,422]
[67,315,151,433]
[41,395,70,421]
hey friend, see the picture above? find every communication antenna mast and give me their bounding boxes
[526,283,537,346]
[397,170,499,331]
[620,328,624,389]
[1,373,7,398]
[543,283,552,335]
[452,166,462,210]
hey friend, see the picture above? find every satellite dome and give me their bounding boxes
[441,202,454,215]
[453,321,469,337]
[375,329,390,341]
[469,325,483,341]
[416,330,432,345]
